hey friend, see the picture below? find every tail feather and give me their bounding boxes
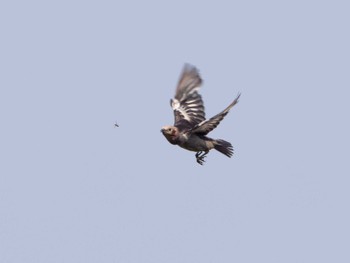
[214,139,234,158]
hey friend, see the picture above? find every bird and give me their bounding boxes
[114,122,119,127]
[161,64,241,165]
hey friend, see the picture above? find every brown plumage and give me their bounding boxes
[161,64,240,165]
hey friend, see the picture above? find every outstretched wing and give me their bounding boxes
[171,64,206,130]
[191,93,241,135]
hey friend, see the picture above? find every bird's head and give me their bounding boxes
[161,125,178,143]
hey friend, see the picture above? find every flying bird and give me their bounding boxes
[161,64,241,165]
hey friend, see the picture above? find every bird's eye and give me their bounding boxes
[168,128,172,131]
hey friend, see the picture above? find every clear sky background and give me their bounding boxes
[1,0,349,262]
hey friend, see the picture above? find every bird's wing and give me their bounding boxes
[171,64,206,130]
[191,93,241,135]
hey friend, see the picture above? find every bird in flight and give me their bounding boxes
[114,122,119,127]
[161,64,240,165]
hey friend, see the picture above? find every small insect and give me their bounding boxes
[114,122,119,127]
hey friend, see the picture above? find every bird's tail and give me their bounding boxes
[214,139,234,158]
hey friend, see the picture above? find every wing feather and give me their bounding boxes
[191,93,241,135]
[171,64,206,130]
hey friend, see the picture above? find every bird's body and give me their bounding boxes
[161,64,240,165]
[180,134,215,152]
[162,128,215,151]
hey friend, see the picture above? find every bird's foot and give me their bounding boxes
[195,151,202,158]
[195,151,208,165]
[196,156,206,165]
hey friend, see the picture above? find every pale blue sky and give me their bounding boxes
[1,0,349,262]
